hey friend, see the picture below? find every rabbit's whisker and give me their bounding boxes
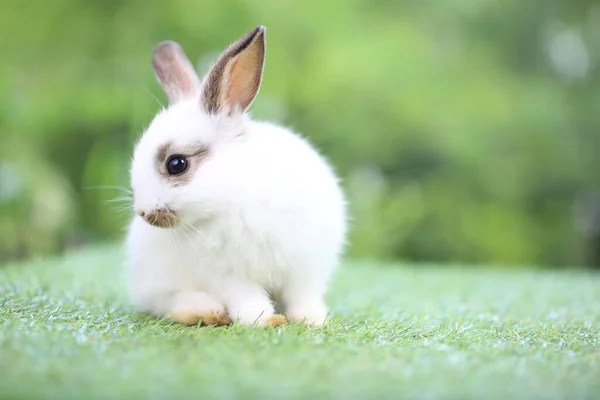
[104,197,133,204]
[84,185,133,194]
[177,223,202,261]
[143,85,165,109]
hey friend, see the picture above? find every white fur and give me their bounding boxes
[126,97,348,326]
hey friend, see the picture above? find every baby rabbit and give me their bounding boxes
[126,26,347,327]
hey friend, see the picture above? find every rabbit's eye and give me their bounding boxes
[166,155,189,175]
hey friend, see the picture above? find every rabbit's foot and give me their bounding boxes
[168,291,231,326]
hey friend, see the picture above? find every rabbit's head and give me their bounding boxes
[130,26,266,228]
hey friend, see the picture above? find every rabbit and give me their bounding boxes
[125,26,348,327]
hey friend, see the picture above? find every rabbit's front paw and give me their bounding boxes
[285,301,328,327]
[230,307,287,327]
[226,291,286,327]
[168,291,232,326]
[170,309,232,326]
[264,314,287,327]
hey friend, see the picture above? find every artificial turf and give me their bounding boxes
[1,244,599,399]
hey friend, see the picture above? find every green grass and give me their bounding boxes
[1,245,599,400]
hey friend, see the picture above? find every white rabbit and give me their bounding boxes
[125,26,347,327]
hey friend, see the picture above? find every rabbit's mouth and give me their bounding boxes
[140,207,180,228]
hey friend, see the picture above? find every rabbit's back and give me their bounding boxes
[228,120,348,274]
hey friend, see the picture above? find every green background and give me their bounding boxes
[1,0,599,268]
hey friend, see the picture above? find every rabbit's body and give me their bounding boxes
[126,27,347,327]
[128,110,346,325]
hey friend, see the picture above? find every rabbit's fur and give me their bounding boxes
[126,26,347,327]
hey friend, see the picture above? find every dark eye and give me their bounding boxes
[166,155,189,175]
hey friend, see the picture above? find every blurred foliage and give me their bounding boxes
[1,0,599,267]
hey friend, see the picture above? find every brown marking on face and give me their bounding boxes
[152,41,201,104]
[156,141,172,166]
[201,26,266,115]
[143,208,179,228]
[155,141,210,186]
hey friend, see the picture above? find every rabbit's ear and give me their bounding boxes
[152,41,201,104]
[201,26,266,115]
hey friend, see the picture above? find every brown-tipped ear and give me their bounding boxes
[201,26,266,115]
[152,41,201,104]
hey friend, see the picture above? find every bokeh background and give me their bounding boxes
[1,0,599,268]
